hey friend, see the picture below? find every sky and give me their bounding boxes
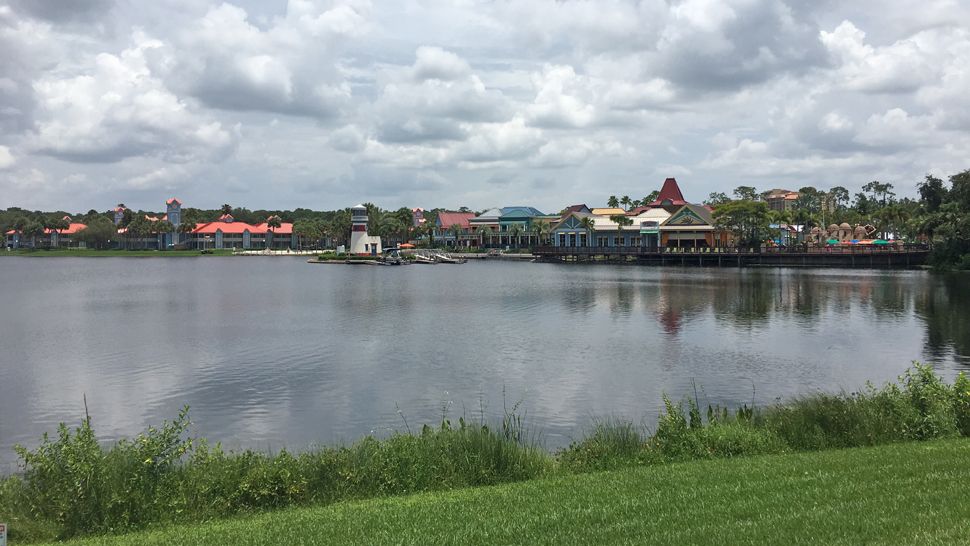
[0,0,968,213]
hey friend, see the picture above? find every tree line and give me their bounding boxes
[701,171,970,269]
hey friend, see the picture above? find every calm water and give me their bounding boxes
[1,257,968,468]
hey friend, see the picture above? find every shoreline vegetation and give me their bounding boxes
[33,439,970,546]
[1,364,968,543]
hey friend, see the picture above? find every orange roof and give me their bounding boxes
[166,197,181,205]
[192,221,293,235]
[7,223,88,236]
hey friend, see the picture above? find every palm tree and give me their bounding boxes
[509,224,523,248]
[450,223,463,248]
[610,214,633,247]
[531,219,550,247]
[579,217,596,247]
[220,204,232,216]
[607,195,619,209]
[478,226,491,248]
[267,215,282,249]
[620,196,631,211]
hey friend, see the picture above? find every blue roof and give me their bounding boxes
[499,206,546,218]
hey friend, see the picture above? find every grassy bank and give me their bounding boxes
[2,248,235,257]
[39,439,970,545]
[2,365,968,543]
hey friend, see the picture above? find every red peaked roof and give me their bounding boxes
[436,211,476,229]
[166,198,181,205]
[647,177,688,207]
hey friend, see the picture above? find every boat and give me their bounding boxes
[433,252,466,264]
[379,247,406,265]
[412,253,436,264]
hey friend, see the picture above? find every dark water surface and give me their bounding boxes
[1,257,968,468]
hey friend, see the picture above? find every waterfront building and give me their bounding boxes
[497,206,557,247]
[469,208,502,247]
[550,208,671,248]
[434,211,477,247]
[659,204,728,248]
[190,214,296,250]
[5,216,87,248]
[349,204,382,255]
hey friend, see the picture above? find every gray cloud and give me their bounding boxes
[0,0,968,212]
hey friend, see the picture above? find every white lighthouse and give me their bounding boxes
[349,204,382,255]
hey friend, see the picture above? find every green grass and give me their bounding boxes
[44,439,970,546]
[2,248,235,257]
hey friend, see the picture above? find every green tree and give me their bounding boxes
[76,216,115,249]
[267,215,283,249]
[862,181,896,207]
[607,195,619,209]
[531,219,551,247]
[620,196,631,211]
[733,186,759,201]
[220,204,232,216]
[828,186,850,210]
[713,200,771,248]
[918,174,947,213]
[705,192,730,206]
[642,190,660,204]
[609,215,633,247]
[579,216,596,246]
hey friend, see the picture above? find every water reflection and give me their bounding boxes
[0,259,967,471]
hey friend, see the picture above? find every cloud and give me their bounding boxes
[411,46,471,81]
[30,33,238,163]
[820,20,939,93]
[0,145,15,169]
[157,2,363,119]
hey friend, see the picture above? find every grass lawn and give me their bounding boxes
[50,439,970,546]
[2,248,235,257]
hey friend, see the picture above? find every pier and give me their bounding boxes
[533,245,931,268]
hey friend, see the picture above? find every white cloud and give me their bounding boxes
[29,33,238,163]
[0,145,15,169]
[820,20,939,93]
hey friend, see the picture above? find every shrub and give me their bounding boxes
[953,372,970,436]
[557,419,649,472]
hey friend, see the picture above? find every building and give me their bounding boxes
[764,189,800,211]
[627,177,690,215]
[5,216,88,248]
[469,208,502,246]
[349,204,382,255]
[497,206,557,247]
[659,204,729,248]
[411,208,426,228]
[434,211,477,247]
[550,207,671,248]
[190,214,296,250]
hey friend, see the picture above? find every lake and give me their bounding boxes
[1,257,968,469]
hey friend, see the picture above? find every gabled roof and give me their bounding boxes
[660,204,714,229]
[166,198,182,206]
[647,178,688,207]
[470,208,503,221]
[564,204,591,214]
[436,211,477,229]
[499,206,546,218]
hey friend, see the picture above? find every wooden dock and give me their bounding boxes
[532,245,930,268]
